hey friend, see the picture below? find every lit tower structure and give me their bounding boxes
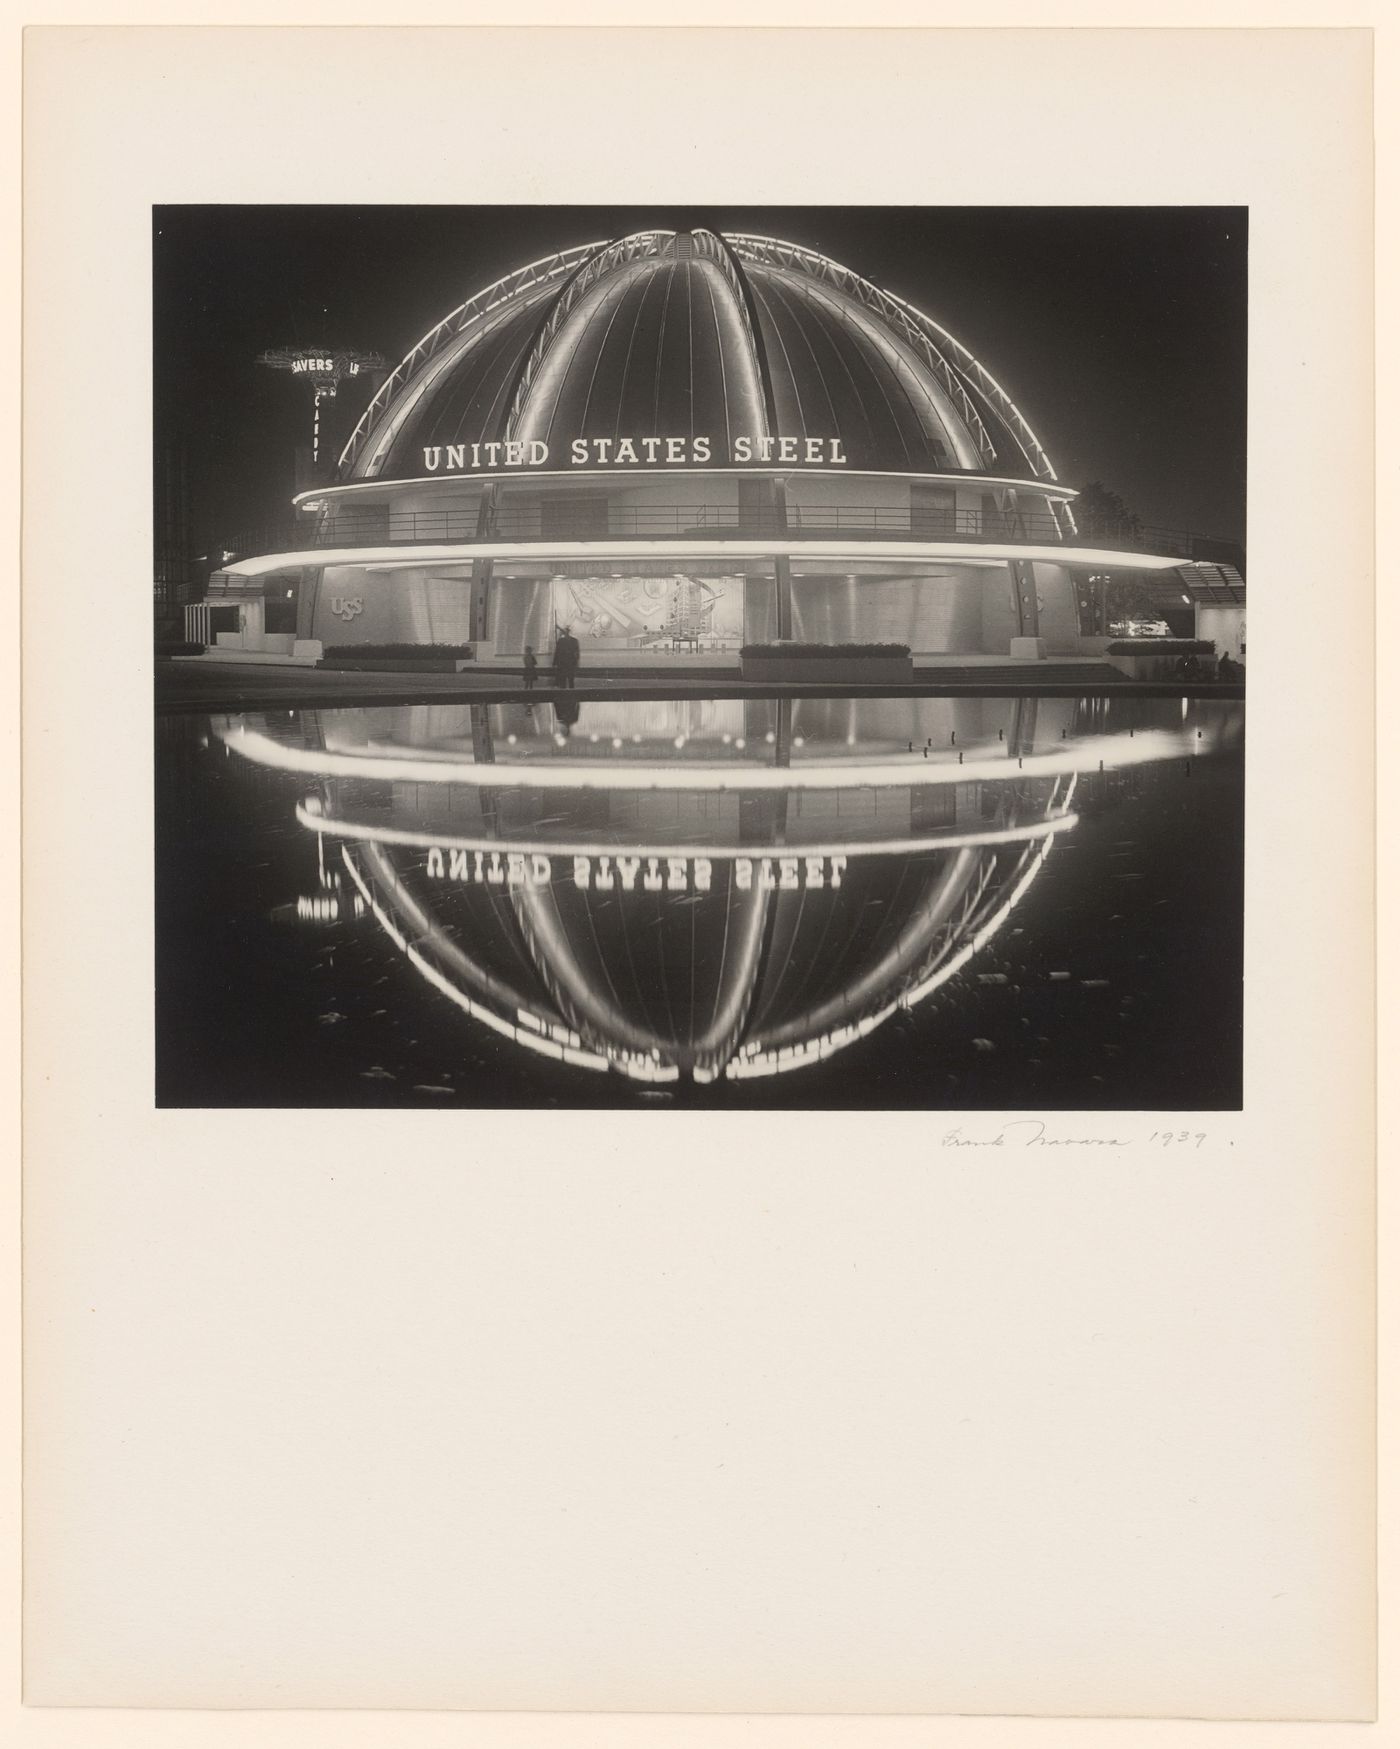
[255,346,388,467]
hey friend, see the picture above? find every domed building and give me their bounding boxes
[201,229,1227,667]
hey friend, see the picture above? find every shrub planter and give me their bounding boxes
[739,642,913,685]
[1103,638,1215,682]
[320,642,476,673]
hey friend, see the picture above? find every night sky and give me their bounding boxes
[153,206,1247,552]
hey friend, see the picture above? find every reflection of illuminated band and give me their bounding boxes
[332,770,1075,1082]
[338,845,612,1073]
[901,829,1058,1011]
[726,811,1065,1079]
[293,803,1079,861]
[341,841,694,1084]
[230,690,1192,1083]
[224,722,1200,790]
[334,813,1067,1083]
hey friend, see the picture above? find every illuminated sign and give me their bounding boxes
[288,357,360,376]
[423,849,848,891]
[421,435,848,473]
[257,347,383,393]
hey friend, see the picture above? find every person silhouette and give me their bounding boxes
[522,643,538,691]
[552,626,581,690]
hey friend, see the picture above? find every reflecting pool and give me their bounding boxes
[155,693,1244,1108]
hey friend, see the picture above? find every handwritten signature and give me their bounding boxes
[941,1122,1209,1149]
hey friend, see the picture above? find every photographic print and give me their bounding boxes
[153,205,1247,1109]
[29,24,1376,1724]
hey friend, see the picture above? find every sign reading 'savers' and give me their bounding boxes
[421,435,848,472]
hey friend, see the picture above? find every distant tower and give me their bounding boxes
[256,347,387,469]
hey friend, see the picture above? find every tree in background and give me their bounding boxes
[1074,481,1142,541]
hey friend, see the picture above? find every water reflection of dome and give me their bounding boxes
[222,695,1241,1084]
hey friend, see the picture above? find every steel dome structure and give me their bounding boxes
[335,229,1065,501]
[200,225,1227,666]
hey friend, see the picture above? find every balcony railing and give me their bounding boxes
[216,507,1243,570]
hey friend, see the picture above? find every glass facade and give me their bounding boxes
[488,557,777,655]
[788,559,1009,654]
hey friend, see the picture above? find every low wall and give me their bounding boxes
[740,654,915,685]
[1105,650,1217,681]
[214,630,296,654]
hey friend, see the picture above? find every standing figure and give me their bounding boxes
[553,626,581,690]
[522,644,538,691]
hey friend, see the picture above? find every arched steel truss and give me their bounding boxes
[693,228,781,437]
[498,230,677,441]
[339,227,1077,536]
[726,233,1076,534]
[337,240,616,474]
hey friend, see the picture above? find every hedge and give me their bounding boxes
[740,641,911,660]
[156,641,207,657]
[1104,639,1214,656]
[321,642,476,660]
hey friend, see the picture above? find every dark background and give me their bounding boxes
[154,205,1247,555]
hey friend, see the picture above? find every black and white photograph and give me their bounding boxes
[154,205,1247,1108]
[25,21,1377,1731]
